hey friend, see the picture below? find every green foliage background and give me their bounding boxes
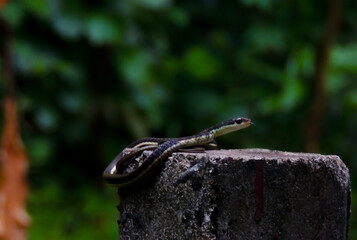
[1,0,357,239]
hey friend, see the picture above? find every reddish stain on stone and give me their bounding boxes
[254,160,265,222]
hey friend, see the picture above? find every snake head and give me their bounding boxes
[233,117,252,126]
[212,117,253,137]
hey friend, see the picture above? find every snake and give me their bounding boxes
[103,117,253,190]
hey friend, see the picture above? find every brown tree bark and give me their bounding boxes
[0,17,31,240]
[0,1,8,9]
[306,0,341,152]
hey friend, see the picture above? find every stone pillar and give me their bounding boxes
[117,149,350,240]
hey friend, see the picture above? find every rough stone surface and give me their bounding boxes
[116,149,350,240]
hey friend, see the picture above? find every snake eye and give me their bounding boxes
[235,118,243,124]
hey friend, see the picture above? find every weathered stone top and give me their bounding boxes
[117,149,351,240]
[176,148,341,163]
[206,148,340,160]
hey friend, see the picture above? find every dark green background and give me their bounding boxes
[0,0,356,239]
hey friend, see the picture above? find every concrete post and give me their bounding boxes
[116,149,350,240]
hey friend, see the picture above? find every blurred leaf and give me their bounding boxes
[219,105,249,121]
[122,104,149,138]
[295,47,314,77]
[14,41,40,74]
[245,24,285,52]
[279,76,303,111]
[327,46,357,95]
[57,63,83,85]
[345,90,357,108]
[23,0,50,19]
[330,44,357,73]
[279,58,304,111]
[27,138,54,166]
[209,31,229,49]
[34,108,59,132]
[240,0,273,11]
[183,46,221,81]
[29,186,117,240]
[53,15,83,39]
[0,2,24,27]
[132,0,172,10]
[327,74,346,95]
[62,121,87,144]
[257,96,280,115]
[162,56,180,79]
[184,90,220,117]
[119,51,152,85]
[238,55,283,84]
[117,48,166,127]
[167,8,189,27]
[130,85,166,129]
[58,92,83,113]
[85,15,122,45]
[14,41,79,79]
[122,22,141,45]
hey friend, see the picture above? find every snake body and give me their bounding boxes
[103,117,252,190]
